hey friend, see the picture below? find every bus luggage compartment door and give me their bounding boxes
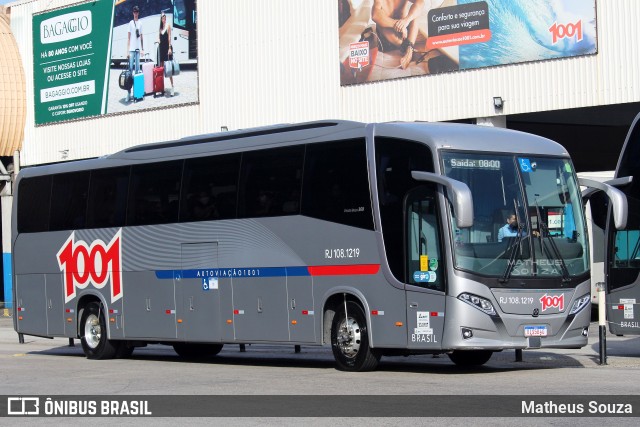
[177,242,221,342]
[15,274,48,337]
[232,275,289,342]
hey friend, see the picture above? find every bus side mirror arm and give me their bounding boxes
[411,171,474,228]
[579,177,629,230]
[581,176,632,200]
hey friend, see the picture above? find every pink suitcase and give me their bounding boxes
[142,55,154,95]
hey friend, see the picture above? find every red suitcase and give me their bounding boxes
[153,46,165,98]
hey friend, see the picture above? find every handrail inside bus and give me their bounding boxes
[579,177,629,230]
[411,171,474,228]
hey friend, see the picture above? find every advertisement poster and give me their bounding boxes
[33,0,198,126]
[339,0,597,86]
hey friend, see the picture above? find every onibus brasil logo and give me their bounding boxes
[57,230,122,303]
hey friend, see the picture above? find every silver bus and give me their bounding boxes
[602,112,640,335]
[12,121,626,371]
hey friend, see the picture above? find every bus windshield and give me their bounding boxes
[442,152,588,281]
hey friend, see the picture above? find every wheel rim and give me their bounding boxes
[336,316,361,359]
[84,313,101,349]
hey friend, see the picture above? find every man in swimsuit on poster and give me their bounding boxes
[372,0,425,69]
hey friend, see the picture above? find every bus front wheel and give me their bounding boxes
[80,302,118,360]
[448,350,493,366]
[331,301,381,371]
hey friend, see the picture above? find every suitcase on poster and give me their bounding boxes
[118,63,133,91]
[132,72,145,102]
[153,65,164,97]
[142,55,154,95]
[153,45,165,97]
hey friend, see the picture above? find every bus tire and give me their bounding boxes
[448,350,493,366]
[173,343,224,359]
[80,302,118,360]
[331,301,381,372]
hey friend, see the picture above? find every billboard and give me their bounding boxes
[339,0,597,86]
[33,0,198,125]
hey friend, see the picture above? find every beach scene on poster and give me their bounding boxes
[339,0,596,85]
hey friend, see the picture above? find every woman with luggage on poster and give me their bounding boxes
[126,5,144,103]
[159,12,175,97]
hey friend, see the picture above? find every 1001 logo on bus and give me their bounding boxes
[539,293,564,312]
[57,230,123,303]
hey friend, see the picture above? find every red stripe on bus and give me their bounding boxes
[307,264,380,276]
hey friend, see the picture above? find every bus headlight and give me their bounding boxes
[458,293,497,316]
[569,294,590,315]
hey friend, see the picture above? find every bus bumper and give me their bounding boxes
[441,295,591,350]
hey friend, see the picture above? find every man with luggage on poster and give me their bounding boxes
[126,5,144,102]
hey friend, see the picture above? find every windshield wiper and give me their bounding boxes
[499,199,524,283]
[535,200,571,283]
[498,231,523,283]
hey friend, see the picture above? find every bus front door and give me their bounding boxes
[404,187,446,349]
[608,229,640,335]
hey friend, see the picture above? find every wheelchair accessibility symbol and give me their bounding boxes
[202,277,218,290]
[519,158,532,173]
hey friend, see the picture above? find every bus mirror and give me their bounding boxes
[579,177,629,230]
[411,171,474,228]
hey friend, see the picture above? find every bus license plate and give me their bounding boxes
[524,326,547,337]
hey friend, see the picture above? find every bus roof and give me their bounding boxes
[17,120,569,178]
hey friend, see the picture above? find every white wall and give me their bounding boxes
[8,0,640,165]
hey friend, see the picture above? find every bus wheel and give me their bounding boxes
[80,302,118,360]
[448,350,493,366]
[331,301,380,371]
[173,343,224,359]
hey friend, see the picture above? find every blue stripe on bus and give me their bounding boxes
[155,266,312,280]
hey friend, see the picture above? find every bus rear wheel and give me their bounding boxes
[331,301,380,371]
[448,350,493,366]
[173,343,224,359]
[80,302,118,360]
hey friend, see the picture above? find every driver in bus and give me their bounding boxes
[497,213,521,242]
[498,213,539,242]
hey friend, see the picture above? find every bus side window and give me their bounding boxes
[128,161,183,226]
[17,176,52,233]
[301,139,373,229]
[181,153,241,222]
[50,171,90,231]
[238,146,304,218]
[375,137,435,282]
[86,167,130,229]
[406,191,443,291]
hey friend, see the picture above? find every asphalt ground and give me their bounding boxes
[2,315,639,369]
[1,316,639,426]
